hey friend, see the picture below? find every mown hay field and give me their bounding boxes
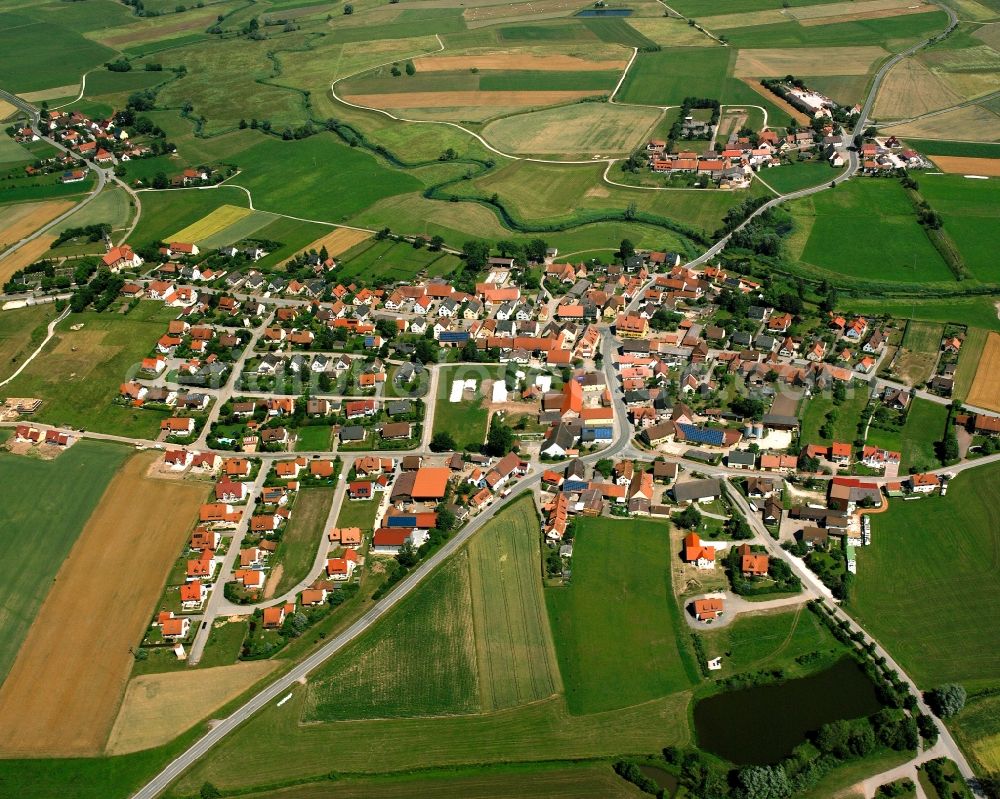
[170,203,253,243]
[929,155,1000,176]
[286,227,371,264]
[874,57,961,118]
[303,551,481,721]
[342,89,603,110]
[106,660,277,755]
[889,103,1000,141]
[414,52,628,72]
[734,45,887,76]
[966,331,1000,412]
[198,210,280,250]
[0,452,207,756]
[0,199,74,249]
[468,496,561,711]
[953,326,989,401]
[0,302,53,382]
[0,233,58,284]
[625,16,717,45]
[482,103,661,156]
[546,516,697,715]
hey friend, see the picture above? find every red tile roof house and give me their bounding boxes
[161,616,191,641]
[683,533,716,570]
[215,478,249,502]
[161,417,195,436]
[180,580,205,610]
[692,597,724,622]
[163,449,193,470]
[348,480,373,500]
[326,549,358,581]
[371,528,410,555]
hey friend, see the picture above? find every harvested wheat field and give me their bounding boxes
[0,200,74,248]
[735,47,887,77]
[739,79,810,124]
[0,234,57,284]
[890,103,1000,141]
[286,227,371,265]
[342,90,601,109]
[799,4,937,25]
[929,156,1000,176]
[0,452,207,756]
[0,100,16,120]
[699,9,787,29]
[171,203,253,243]
[966,332,1000,413]
[875,58,961,118]
[415,53,627,72]
[106,660,277,755]
[464,0,582,23]
[19,84,78,102]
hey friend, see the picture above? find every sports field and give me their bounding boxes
[966,331,1000,413]
[482,103,661,156]
[468,496,561,711]
[303,551,481,720]
[0,452,206,756]
[0,441,129,687]
[1,304,181,438]
[852,463,1000,691]
[270,488,333,597]
[105,660,277,755]
[787,179,953,284]
[546,516,697,715]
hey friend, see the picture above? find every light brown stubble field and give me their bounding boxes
[966,331,1000,413]
[0,452,207,756]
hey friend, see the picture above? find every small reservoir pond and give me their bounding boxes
[576,8,634,15]
[693,658,883,765]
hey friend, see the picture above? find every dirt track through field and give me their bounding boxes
[106,660,277,755]
[966,331,1000,413]
[735,46,887,77]
[342,90,602,109]
[929,156,1000,176]
[739,79,810,124]
[0,200,75,249]
[413,53,628,72]
[0,453,207,756]
[0,234,57,284]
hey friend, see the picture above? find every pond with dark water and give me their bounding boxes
[693,657,883,765]
[576,8,634,15]
[639,765,679,797]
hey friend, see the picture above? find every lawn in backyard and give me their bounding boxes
[335,494,380,536]
[851,463,1000,771]
[1,303,180,437]
[799,386,870,445]
[788,179,953,284]
[271,488,333,596]
[545,516,698,715]
[0,441,130,684]
[866,397,948,471]
[294,425,333,451]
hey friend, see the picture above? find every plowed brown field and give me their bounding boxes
[0,452,207,756]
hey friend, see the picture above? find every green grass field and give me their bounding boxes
[546,516,698,715]
[294,425,332,451]
[788,179,953,284]
[699,605,845,680]
[468,496,561,711]
[51,186,134,235]
[901,139,1000,158]
[272,488,333,596]
[839,295,1000,332]
[303,550,481,720]
[0,303,55,382]
[233,134,422,224]
[953,326,989,400]
[617,47,732,105]
[130,186,252,246]
[1,303,181,438]
[0,441,130,684]
[336,238,461,283]
[852,463,1000,692]
[800,386,870,446]
[759,160,843,194]
[0,12,116,93]
[433,365,504,451]
[720,11,950,50]
[335,492,380,536]
[917,175,1000,282]
[226,761,647,799]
